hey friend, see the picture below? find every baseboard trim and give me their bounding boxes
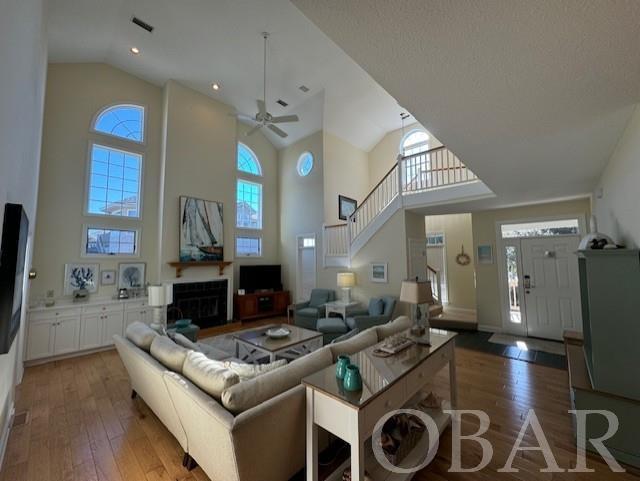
[0,401,15,472]
[24,345,115,367]
[477,324,502,333]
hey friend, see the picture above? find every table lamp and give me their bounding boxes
[148,284,173,332]
[337,272,356,303]
[399,279,434,339]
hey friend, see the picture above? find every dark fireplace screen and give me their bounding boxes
[168,280,228,328]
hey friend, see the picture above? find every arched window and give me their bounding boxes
[94,104,145,142]
[237,143,262,176]
[297,151,314,177]
[400,129,429,156]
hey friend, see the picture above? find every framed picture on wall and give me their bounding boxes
[477,244,494,264]
[370,262,388,283]
[338,195,357,221]
[118,262,146,289]
[64,263,99,295]
[179,196,224,262]
[100,270,116,286]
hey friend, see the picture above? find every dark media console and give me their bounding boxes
[233,290,290,321]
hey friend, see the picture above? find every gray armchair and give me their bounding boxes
[345,296,397,331]
[293,289,336,330]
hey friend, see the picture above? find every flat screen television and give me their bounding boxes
[239,265,282,293]
[0,203,29,354]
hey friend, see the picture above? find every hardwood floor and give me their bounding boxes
[1,324,637,481]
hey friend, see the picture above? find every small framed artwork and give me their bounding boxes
[64,263,99,295]
[370,262,388,283]
[100,270,116,286]
[338,195,357,221]
[477,244,494,264]
[118,262,146,289]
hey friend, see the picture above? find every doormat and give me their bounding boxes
[489,333,565,356]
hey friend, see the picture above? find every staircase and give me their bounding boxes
[323,146,493,267]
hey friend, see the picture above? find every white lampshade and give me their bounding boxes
[399,280,433,305]
[337,272,356,288]
[149,284,173,307]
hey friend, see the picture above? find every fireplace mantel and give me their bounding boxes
[168,261,232,278]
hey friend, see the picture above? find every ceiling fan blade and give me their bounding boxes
[229,111,255,121]
[269,114,299,124]
[267,124,288,138]
[257,99,266,117]
[245,123,264,136]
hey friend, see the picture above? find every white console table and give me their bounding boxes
[303,329,457,481]
[26,297,149,363]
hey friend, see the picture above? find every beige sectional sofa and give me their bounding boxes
[114,316,413,481]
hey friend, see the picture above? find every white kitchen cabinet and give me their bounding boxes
[27,314,80,360]
[101,312,124,346]
[124,300,150,327]
[52,317,81,355]
[80,314,103,350]
[27,320,54,360]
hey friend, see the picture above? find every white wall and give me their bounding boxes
[0,0,47,459]
[593,105,640,248]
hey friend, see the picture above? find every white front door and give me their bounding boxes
[520,236,581,340]
[297,235,317,302]
[408,238,428,282]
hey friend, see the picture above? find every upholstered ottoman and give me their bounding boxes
[316,317,348,345]
[167,322,200,342]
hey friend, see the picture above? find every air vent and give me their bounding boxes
[276,99,289,107]
[132,16,154,33]
[299,85,310,93]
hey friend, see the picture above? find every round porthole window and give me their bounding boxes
[297,151,314,177]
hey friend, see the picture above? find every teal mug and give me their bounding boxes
[343,364,363,392]
[336,355,350,379]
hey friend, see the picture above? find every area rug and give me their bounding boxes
[199,334,236,357]
[488,333,565,356]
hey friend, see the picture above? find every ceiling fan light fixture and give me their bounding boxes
[212,83,220,91]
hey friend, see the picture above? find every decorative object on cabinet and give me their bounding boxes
[64,263,99,295]
[369,262,388,283]
[148,284,173,331]
[476,244,493,264]
[0,203,29,353]
[338,195,357,221]
[100,269,116,285]
[179,196,224,262]
[455,244,471,266]
[578,214,615,250]
[118,262,146,289]
[400,279,434,341]
[337,272,356,303]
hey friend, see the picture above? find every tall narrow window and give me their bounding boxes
[236,143,263,242]
[236,180,262,229]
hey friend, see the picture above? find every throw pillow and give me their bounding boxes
[368,297,384,316]
[224,359,287,381]
[150,335,190,372]
[182,351,239,400]
[125,321,158,351]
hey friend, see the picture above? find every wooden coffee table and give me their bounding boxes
[232,324,323,363]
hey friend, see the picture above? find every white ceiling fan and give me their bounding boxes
[234,32,300,139]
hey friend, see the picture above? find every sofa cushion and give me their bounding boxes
[309,290,330,308]
[221,346,333,413]
[297,307,319,317]
[225,359,287,382]
[150,335,190,372]
[368,298,384,316]
[382,296,397,317]
[329,328,378,361]
[376,316,413,341]
[182,351,239,400]
[331,328,360,344]
[125,321,158,351]
[317,317,348,334]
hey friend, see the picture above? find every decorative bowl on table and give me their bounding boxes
[266,327,291,339]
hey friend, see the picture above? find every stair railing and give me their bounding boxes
[427,265,442,303]
[402,146,477,193]
[323,223,350,257]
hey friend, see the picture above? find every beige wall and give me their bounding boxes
[33,64,163,299]
[425,213,476,310]
[472,198,591,329]
[159,81,280,291]
[0,0,47,449]
[323,132,369,224]
[593,104,640,248]
[368,123,443,190]
[279,131,324,300]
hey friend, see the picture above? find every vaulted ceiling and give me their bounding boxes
[47,0,415,150]
[292,0,640,206]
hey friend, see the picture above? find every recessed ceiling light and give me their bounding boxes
[212,83,220,91]
[130,47,140,55]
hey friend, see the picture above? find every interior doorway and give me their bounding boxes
[296,234,317,302]
[425,232,448,303]
[497,217,583,340]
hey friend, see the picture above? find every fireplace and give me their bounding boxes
[168,280,228,328]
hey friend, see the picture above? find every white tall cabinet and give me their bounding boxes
[27,298,149,362]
